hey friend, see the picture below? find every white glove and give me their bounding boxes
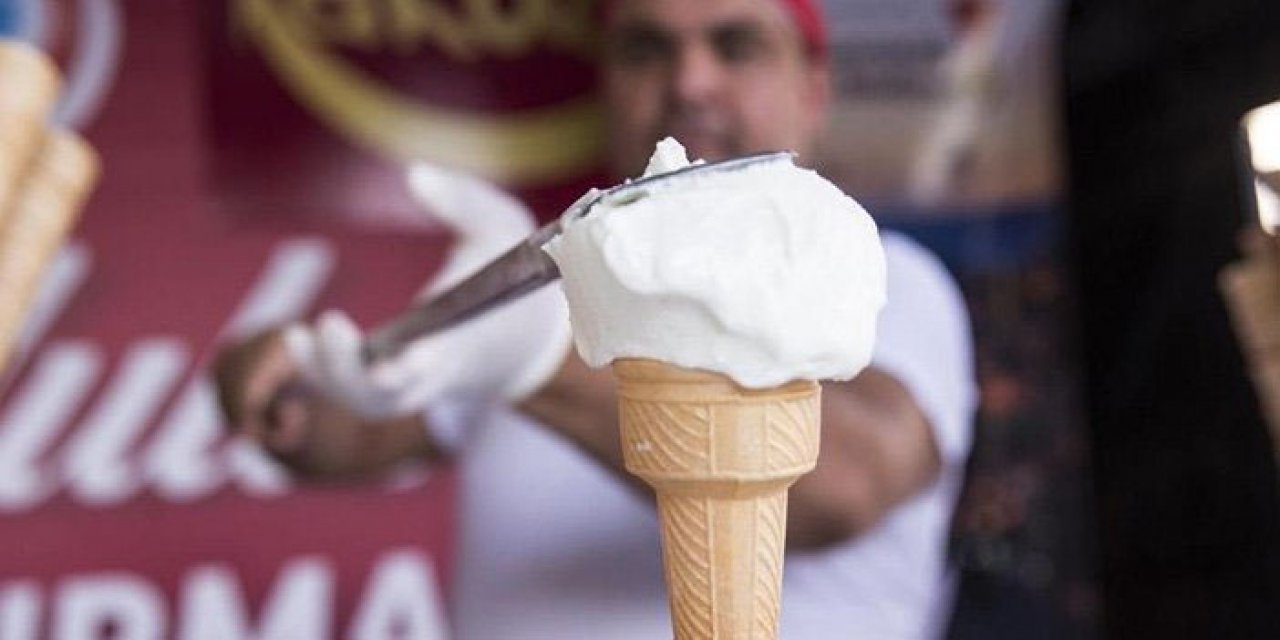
[284,163,572,419]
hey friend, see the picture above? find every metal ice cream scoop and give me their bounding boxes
[361,150,794,364]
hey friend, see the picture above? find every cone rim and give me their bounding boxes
[611,357,818,395]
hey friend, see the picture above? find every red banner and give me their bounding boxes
[203,0,606,227]
[0,1,600,637]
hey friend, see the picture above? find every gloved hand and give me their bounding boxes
[284,163,572,419]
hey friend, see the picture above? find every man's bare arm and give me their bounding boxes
[519,353,941,550]
[786,369,939,548]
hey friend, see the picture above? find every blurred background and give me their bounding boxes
[0,0,1276,638]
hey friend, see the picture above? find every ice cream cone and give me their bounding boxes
[0,129,99,372]
[0,40,60,221]
[1221,256,1280,460]
[613,357,821,640]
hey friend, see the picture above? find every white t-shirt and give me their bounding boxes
[448,232,977,639]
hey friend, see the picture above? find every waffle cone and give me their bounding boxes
[0,41,60,220]
[1221,259,1280,459]
[0,129,99,372]
[613,358,820,640]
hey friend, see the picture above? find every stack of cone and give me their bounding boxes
[0,40,100,372]
[0,40,58,217]
[613,357,821,639]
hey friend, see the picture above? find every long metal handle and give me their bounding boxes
[362,235,562,364]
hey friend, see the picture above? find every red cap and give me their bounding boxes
[780,0,829,60]
[599,0,830,60]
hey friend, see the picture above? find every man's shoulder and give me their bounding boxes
[880,230,960,290]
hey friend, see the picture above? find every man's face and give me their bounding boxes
[601,0,831,177]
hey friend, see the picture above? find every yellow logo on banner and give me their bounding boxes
[234,0,603,185]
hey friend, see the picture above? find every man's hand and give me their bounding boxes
[213,327,309,457]
[210,162,570,475]
[213,328,436,479]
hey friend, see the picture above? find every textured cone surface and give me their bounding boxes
[0,41,60,220]
[1222,259,1280,458]
[0,130,99,372]
[614,358,820,639]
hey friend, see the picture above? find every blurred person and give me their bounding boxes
[215,0,977,637]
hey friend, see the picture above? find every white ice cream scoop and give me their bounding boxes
[361,150,793,363]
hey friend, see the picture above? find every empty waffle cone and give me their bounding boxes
[0,40,60,220]
[0,129,99,372]
[1221,255,1280,460]
[614,357,820,640]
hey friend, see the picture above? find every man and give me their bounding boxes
[217,0,976,637]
